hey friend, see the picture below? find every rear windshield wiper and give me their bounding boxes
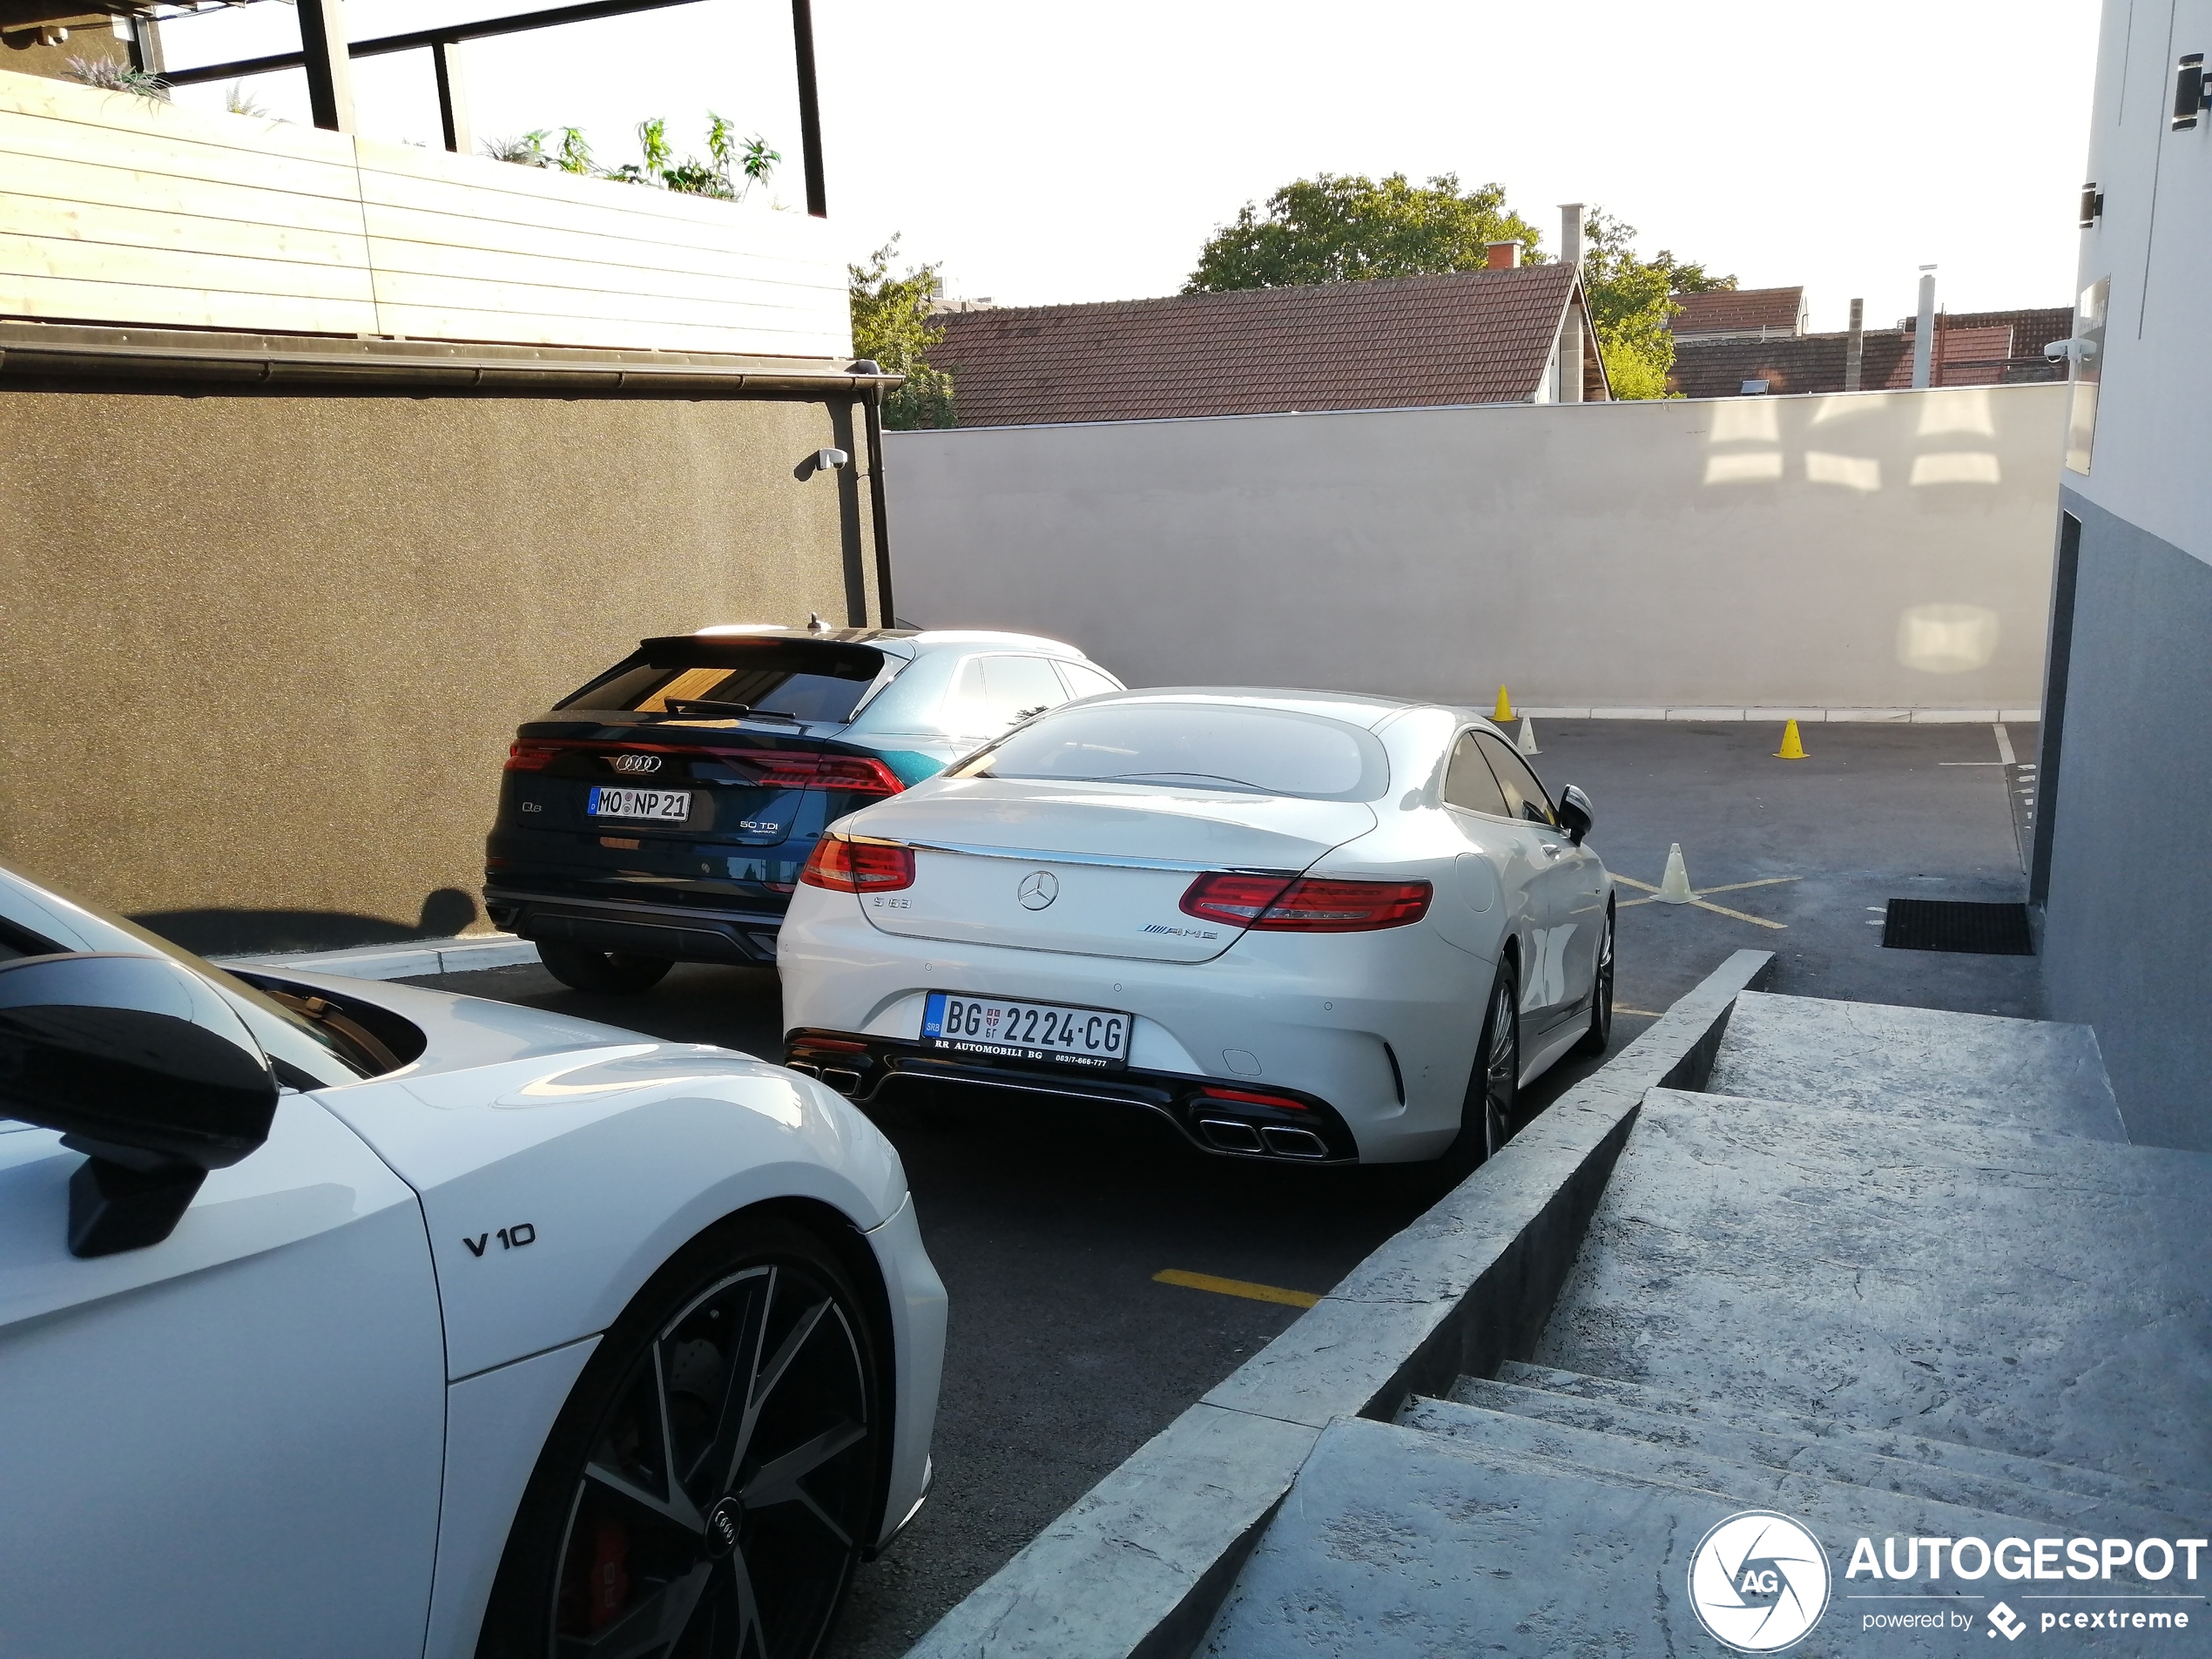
[654,698,803,720]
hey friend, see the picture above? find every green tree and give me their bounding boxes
[850,239,954,429]
[1185,172,1542,293]
[1579,207,1736,398]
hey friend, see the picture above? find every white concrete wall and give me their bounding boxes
[2067,0,2212,570]
[887,383,2068,712]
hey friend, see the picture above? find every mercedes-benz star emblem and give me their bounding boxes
[1017,870,1059,910]
[609,752,663,774]
[704,1494,744,1560]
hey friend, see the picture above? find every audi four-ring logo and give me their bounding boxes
[608,753,663,774]
[1017,871,1059,909]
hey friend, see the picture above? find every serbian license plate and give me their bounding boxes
[921,992,1130,1070]
[588,786,691,822]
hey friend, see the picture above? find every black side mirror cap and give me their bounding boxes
[0,954,279,1257]
[1557,785,1595,846]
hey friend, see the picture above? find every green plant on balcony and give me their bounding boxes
[489,116,779,202]
[64,57,168,100]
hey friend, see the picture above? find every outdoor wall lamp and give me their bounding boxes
[815,448,850,473]
[2176,53,2209,130]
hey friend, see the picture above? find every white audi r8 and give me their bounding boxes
[0,860,943,1659]
[778,690,1614,1166]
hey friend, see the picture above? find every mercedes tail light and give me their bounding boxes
[1180,873,1432,933]
[740,752,904,797]
[800,837,916,893]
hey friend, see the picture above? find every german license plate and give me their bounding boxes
[921,992,1130,1070]
[588,786,691,821]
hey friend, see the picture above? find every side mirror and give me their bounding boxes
[0,954,279,1258]
[1556,785,1595,846]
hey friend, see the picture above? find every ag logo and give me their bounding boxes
[1687,1510,1831,1652]
[1016,870,1059,910]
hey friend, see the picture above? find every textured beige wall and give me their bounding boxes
[0,388,879,951]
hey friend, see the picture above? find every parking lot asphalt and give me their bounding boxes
[407,718,2040,1656]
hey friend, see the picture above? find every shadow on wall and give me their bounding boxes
[133,888,481,956]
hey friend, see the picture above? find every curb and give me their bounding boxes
[903,948,1777,1659]
[1517,706,2040,724]
[212,934,541,981]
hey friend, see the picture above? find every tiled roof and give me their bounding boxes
[1668,287,1805,337]
[1669,320,2066,399]
[928,265,1584,428]
[1914,307,2074,360]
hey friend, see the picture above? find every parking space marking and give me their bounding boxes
[1153,1269,1321,1309]
[1615,1006,1665,1018]
[1611,872,1799,928]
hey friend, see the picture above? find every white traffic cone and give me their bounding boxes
[1517,715,1540,755]
[1656,842,1695,904]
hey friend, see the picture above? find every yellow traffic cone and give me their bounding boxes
[1493,685,1514,722]
[1657,843,1695,904]
[1775,718,1809,760]
[1517,715,1540,755]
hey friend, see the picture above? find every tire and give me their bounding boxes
[1441,961,1519,1171]
[537,941,675,995]
[1572,905,1615,1058]
[477,1215,885,1659]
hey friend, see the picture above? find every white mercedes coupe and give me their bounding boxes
[0,860,944,1659]
[779,690,1614,1166]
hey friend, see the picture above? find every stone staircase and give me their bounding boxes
[1199,993,2212,1656]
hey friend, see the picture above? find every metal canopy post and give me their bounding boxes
[432,39,470,154]
[791,0,826,217]
[296,0,356,132]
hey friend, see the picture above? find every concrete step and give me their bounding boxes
[1494,1360,2212,1516]
[1201,1414,2155,1657]
[1534,1088,2212,1494]
[1435,1375,2200,1535]
[1709,988,2127,1143]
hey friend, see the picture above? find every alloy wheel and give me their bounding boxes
[1482,977,1518,1159]
[549,1262,873,1658]
[1576,910,1615,1057]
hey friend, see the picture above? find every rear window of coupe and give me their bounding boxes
[967,703,1388,801]
[558,641,887,725]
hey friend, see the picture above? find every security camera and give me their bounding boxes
[2044,338,2097,364]
[815,448,850,472]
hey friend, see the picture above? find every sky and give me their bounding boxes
[157,0,2101,332]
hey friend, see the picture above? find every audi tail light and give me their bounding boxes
[800,837,916,893]
[1180,873,1432,933]
[740,752,905,796]
[504,739,566,772]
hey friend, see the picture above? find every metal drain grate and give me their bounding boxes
[1880,900,2034,955]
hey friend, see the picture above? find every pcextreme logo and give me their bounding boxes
[1689,1511,1833,1652]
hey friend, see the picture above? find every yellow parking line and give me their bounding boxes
[1153,1269,1321,1309]
[1689,898,1788,930]
[1695,875,1803,896]
[1616,1006,1666,1017]
[1611,873,1660,893]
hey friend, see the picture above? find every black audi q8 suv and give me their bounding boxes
[486,624,1121,992]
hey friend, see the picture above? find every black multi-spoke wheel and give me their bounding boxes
[1441,962,1519,1173]
[1573,905,1615,1057]
[481,1219,882,1659]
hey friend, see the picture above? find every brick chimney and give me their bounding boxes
[1484,240,1521,270]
